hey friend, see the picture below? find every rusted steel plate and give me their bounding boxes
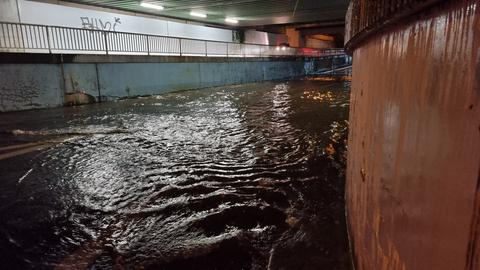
[346,0,480,269]
[344,0,445,53]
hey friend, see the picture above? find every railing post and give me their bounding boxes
[146,35,150,56]
[103,31,109,55]
[0,22,344,60]
[19,24,25,51]
[46,26,52,54]
[179,38,182,56]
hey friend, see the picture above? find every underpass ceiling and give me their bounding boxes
[55,0,349,27]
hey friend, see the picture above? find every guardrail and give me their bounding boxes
[0,21,345,57]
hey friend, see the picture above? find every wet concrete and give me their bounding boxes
[0,79,352,269]
[0,55,349,112]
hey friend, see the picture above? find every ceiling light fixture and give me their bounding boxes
[140,2,164,10]
[190,11,207,18]
[225,18,239,24]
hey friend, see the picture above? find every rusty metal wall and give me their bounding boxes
[344,0,444,52]
[346,0,480,269]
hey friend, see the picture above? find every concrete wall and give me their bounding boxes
[0,56,325,112]
[0,0,20,23]
[1,0,234,42]
[244,30,288,46]
[0,63,64,111]
[305,38,335,49]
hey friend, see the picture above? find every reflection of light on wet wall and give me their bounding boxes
[382,102,399,168]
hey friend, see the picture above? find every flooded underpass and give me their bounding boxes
[0,79,352,270]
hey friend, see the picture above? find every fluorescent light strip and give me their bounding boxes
[190,11,207,18]
[225,18,238,24]
[140,2,164,10]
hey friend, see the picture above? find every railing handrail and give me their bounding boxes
[0,21,346,57]
[0,20,345,52]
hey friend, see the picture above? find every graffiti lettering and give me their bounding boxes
[113,17,121,31]
[80,17,122,31]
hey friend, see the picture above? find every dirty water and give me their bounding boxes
[0,79,351,270]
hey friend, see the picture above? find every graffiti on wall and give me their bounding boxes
[80,17,122,31]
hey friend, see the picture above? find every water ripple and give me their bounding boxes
[0,80,351,270]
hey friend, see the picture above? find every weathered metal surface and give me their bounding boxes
[346,0,480,269]
[344,0,445,53]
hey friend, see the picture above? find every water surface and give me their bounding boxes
[0,79,351,269]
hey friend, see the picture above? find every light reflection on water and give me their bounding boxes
[0,79,351,270]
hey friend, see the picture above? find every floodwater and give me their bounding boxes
[0,79,351,270]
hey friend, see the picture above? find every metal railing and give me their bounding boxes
[0,21,345,57]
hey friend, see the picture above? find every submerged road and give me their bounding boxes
[0,79,351,269]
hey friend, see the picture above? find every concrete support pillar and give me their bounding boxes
[345,0,479,269]
[286,27,304,48]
